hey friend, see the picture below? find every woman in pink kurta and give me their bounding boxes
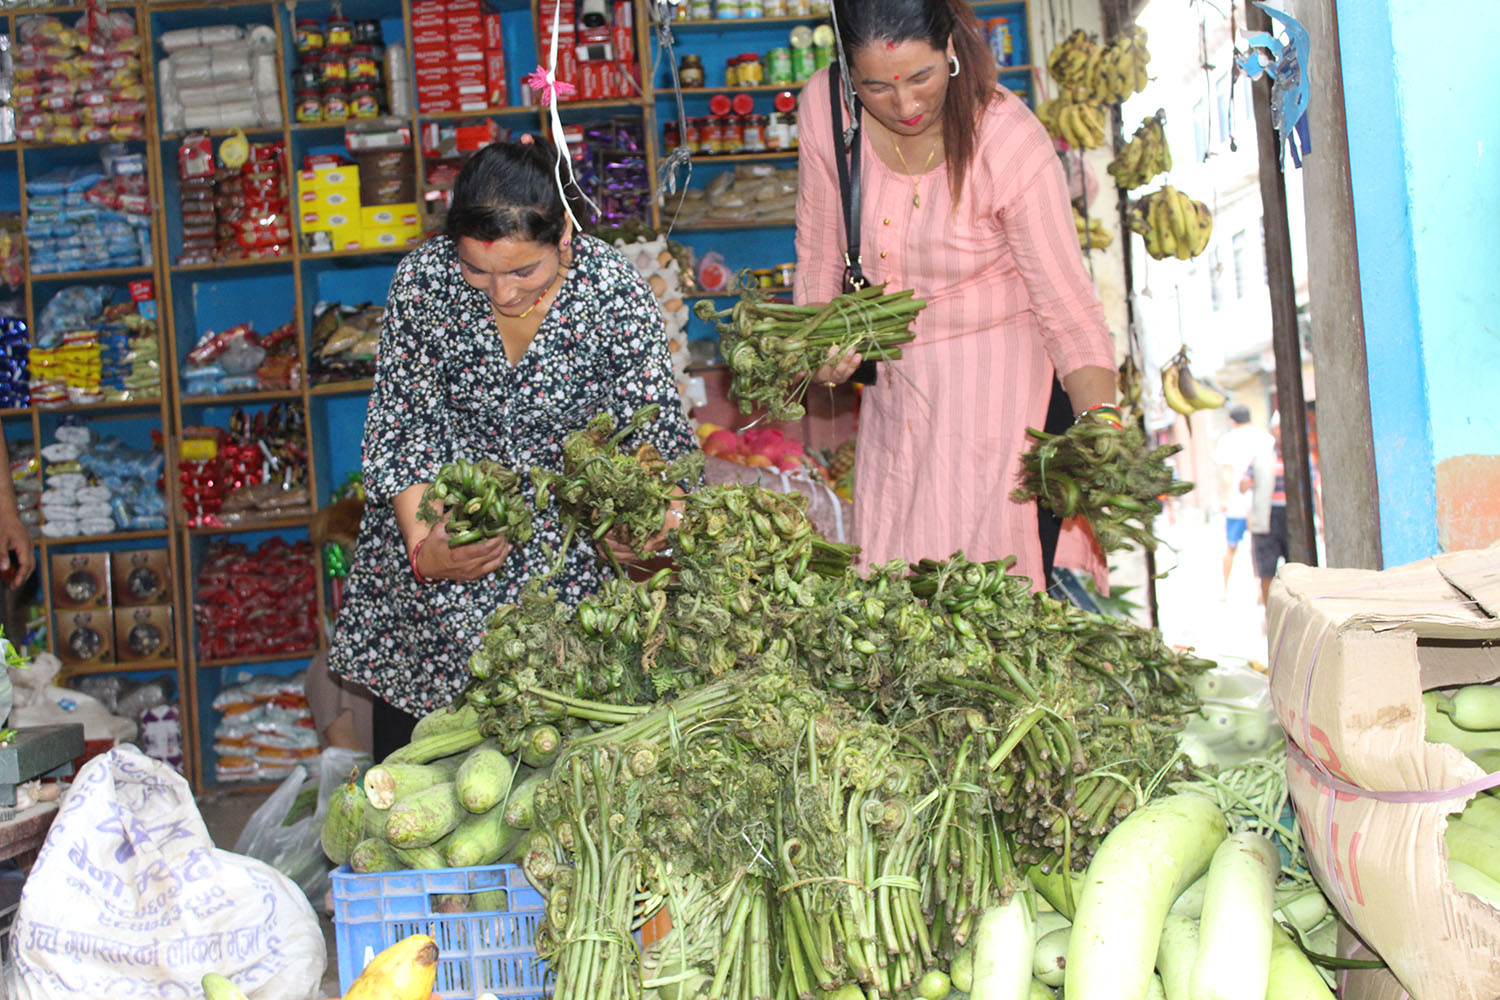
[795,0,1117,588]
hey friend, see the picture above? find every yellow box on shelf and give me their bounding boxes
[301,208,357,233]
[359,222,423,249]
[359,203,420,228]
[331,225,366,251]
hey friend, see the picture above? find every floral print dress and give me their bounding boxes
[328,234,697,715]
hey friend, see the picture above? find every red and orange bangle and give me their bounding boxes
[410,537,430,585]
[1075,403,1125,429]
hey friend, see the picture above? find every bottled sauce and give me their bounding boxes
[736,52,764,86]
[742,113,767,151]
[348,45,379,83]
[685,117,704,153]
[721,115,745,153]
[294,19,323,59]
[350,82,380,117]
[664,120,683,150]
[295,89,322,123]
[701,115,724,153]
[326,12,353,48]
[680,54,705,88]
[767,89,798,149]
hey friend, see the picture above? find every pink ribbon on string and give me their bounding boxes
[525,65,575,107]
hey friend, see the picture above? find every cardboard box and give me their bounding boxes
[331,224,364,250]
[1268,545,1500,1000]
[612,25,634,61]
[56,609,113,667]
[360,203,420,228]
[578,60,607,101]
[51,552,110,609]
[301,208,355,232]
[111,548,171,606]
[361,222,424,248]
[412,47,450,70]
[113,605,174,663]
[485,50,508,106]
[451,64,488,96]
[484,13,504,49]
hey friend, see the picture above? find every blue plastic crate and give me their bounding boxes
[331,863,548,998]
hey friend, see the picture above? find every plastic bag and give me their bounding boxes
[8,746,325,999]
[233,745,368,900]
[1178,658,1284,768]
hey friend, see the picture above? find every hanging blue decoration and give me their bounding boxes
[1239,3,1312,167]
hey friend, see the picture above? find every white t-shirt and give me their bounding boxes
[1214,425,1275,519]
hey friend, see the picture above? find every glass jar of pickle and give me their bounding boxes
[294,18,323,60]
[685,117,704,153]
[320,48,348,86]
[663,120,683,150]
[294,88,322,123]
[742,114,767,151]
[680,54,705,89]
[736,52,764,86]
[701,115,724,153]
[350,82,380,117]
[721,115,745,153]
[322,88,350,121]
[348,46,379,84]
[326,12,353,48]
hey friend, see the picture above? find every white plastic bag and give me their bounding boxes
[8,745,325,999]
[234,746,368,899]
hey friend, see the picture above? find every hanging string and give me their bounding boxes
[525,8,600,232]
[648,0,694,232]
[825,0,859,150]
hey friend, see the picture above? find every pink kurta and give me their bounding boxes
[794,69,1115,588]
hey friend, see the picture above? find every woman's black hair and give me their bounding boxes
[832,0,998,202]
[443,139,576,245]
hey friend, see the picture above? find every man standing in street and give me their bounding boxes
[1213,404,1273,599]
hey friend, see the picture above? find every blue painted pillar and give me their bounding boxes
[1336,0,1500,562]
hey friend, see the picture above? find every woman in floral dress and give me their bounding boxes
[329,140,695,757]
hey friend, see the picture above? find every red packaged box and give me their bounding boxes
[579,26,610,44]
[410,0,445,16]
[412,28,447,49]
[613,0,633,25]
[578,60,606,101]
[612,25,634,60]
[413,47,449,70]
[421,94,458,113]
[415,64,451,84]
[450,14,483,35]
[451,36,487,58]
[558,48,580,98]
[452,64,488,96]
[445,0,482,12]
[485,50,508,105]
[485,13,504,49]
[128,279,154,303]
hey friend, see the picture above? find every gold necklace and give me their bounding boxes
[509,265,564,320]
[891,136,942,208]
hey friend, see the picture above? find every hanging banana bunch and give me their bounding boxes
[1127,185,1213,261]
[1118,355,1144,411]
[1107,111,1173,190]
[1037,95,1110,149]
[1160,348,1227,416]
[1047,29,1100,90]
[1074,207,1113,250]
[1089,25,1152,103]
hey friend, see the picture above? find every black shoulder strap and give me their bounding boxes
[829,62,866,292]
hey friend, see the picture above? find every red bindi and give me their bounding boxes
[892,73,900,80]
[885,40,897,50]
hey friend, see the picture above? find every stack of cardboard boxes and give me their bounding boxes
[297,155,422,252]
[53,549,174,670]
[537,0,640,103]
[412,0,509,114]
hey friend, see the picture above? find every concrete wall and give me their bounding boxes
[1336,0,1500,560]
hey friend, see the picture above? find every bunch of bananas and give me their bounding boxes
[1118,354,1144,410]
[1108,111,1172,190]
[1046,28,1100,90]
[1037,95,1109,149]
[1074,207,1113,250]
[1090,26,1151,103]
[1128,185,1213,260]
[1161,348,1227,415]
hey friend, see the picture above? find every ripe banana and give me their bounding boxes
[1089,26,1152,103]
[1161,350,1226,415]
[202,974,251,1000]
[1043,96,1109,150]
[1118,355,1143,410]
[1074,209,1113,250]
[1048,29,1100,89]
[344,933,439,1000]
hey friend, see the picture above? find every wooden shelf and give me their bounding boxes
[672,84,805,95]
[179,388,303,406]
[186,512,314,536]
[308,379,374,396]
[686,150,797,163]
[29,264,155,282]
[420,106,540,120]
[33,396,165,415]
[172,255,293,273]
[300,246,415,262]
[663,14,828,30]
[197,647,323,670]
[161,126,286,141]
[59,659,179,677]
[39,528,170,546]
[554,97,649,112]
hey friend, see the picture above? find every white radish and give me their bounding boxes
[1169,875,1207,917]
[1064,794,1226,1000]
[1190,831,1280,1000]
[1154,912,1198,1000]
[1265,923,1335,999]
[1031,927,1069,987]
[970,890,1035,1000]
